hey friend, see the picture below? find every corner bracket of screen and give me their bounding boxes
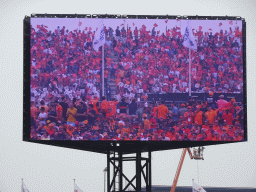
[24,14,247,154]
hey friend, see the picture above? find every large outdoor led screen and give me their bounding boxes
[28,17,245,142]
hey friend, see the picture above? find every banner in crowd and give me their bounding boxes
[93,19,105,52]
[183,21,197,50]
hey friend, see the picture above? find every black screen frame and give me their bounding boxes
[23,14,247,154]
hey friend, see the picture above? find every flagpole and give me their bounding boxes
[102,44,105,97]
[180,19,181,33]
[22,178,23,192]
[189,48,191,96]
[79,18,80,31]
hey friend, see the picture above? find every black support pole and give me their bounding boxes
[119,150,123,192]
[107,150,110,192]
[113,151,115,192]
[149,151,152,192]
[136,151,142,192]
[146,159,149,192]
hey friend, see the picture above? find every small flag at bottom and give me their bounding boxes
[192,180,206,192]
[74,182,84,192]
[22,180,30,192]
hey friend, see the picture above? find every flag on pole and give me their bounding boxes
[93,19,105,52]
[192,180,207,192]
[22,180,30,192]
[74,182,84,192]
[183,21,197,50]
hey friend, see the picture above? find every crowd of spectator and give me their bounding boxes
[30,22,244,141]
[109,25,243,100]
[30,93,244,141]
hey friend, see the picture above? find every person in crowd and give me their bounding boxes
[128,98,138,116]
[171,102,179,125]
[157,101,169,120]
[87,104,97,126]
[38,107,47,125]
[216,95,228,113]
[66,103,77,126]
[76,101,87,125]
[119,97,129,114]
[59,96,69,122]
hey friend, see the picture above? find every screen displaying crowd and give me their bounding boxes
[30,18,244,141]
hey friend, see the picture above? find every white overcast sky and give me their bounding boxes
[0,0,256,192]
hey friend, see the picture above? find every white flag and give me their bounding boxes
[183,21,197,50]
[93,19,105,52]
[74,182,84,192]
[192,180,206,192]
[22,181,30,192]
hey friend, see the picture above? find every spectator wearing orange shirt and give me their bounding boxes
[194,106,203,126]
[55,100,63,121]
[66,103,77,126]
[143,114,151,130]
[106,98,118,118]
[157,100,169,119]
[205,106,217,125]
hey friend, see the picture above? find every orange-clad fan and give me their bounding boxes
[205,106,217,124]
[157,100,169,119]
[184,106,194,125]
[106,98,119,118]
[194,106,203,125]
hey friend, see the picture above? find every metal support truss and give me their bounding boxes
[107,150,151,192]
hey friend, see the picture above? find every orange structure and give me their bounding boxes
[170,147,204,192]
